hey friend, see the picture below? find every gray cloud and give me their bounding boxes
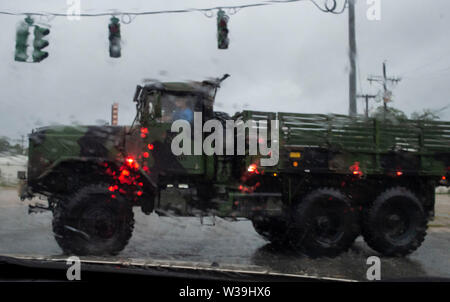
[1,0,449,139]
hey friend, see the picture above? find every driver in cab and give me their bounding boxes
[171,97,193,123]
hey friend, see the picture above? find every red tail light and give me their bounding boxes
[248,164,258,174]
[349,162,363,177]
[140,127,148,138]
[125,156,139,169]
[125,156,134,166]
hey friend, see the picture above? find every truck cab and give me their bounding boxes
[131,81,216,179]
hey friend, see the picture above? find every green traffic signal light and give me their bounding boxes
[32,25,50,62]
[33,26,49,49]
[14,16,50,63]
[14,19,31,62]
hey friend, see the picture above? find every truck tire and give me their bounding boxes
[52,184,134,256]
[252,216,289,245]
[288,188,360,258]
[362,187,427,256]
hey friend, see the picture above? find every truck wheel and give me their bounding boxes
[362,187,427,256]
[252,216,289,245]
[289,188,359,258]
[52,185,134,256]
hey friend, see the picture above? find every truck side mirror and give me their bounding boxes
[133,85,142,103]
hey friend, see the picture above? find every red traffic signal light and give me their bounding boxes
[108,16,121,58]
[217,9,229,49]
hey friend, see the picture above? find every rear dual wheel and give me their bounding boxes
[251,188,359,257]
[288,188,360,258]
[362,187,427,256]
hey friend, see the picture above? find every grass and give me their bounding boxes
[429,223,450,228]
[0,182,19,189]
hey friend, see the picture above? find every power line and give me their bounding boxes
[432,104,450,115]
[0,0,348,18]
[404,65,450,79]
[6,0,350,62]
[400,51,450,77]
[367,61,401,117]
[309,0,348,14]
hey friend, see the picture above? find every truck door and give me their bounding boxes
[149,93,205,176]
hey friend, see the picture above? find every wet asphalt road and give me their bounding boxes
[0,187,449,281]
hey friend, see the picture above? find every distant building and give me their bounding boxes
[111,103,119,125]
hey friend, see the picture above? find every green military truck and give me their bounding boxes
[19,75,450,257]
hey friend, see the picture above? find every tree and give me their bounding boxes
[370,105,407,123]
[0,137,11,152]
[411,109,441,121]
[371,106,443,123]
[10,143,24,155]
[0,137,25,155]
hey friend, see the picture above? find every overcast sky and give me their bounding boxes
[1,0,450,139]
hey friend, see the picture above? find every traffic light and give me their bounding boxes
[32,25,50,62]
[216,9,229,49]
[14,16,33,62]
[14,16,50,63]
[108,16,121,58]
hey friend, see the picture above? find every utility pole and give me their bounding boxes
[357,94,376,118]
[21,135,25,154]
[367,61,401,117]
[348,0,357,117]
